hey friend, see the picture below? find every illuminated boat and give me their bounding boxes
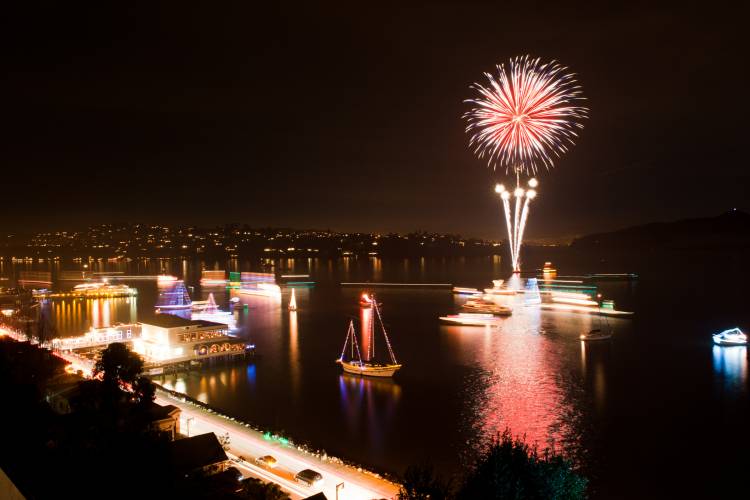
[462,298,513,316]
[238,272,281,298]
[580,329,612,341]
[288,288,298,311]
[336,297,401,378]
[483,279,517,295]
[439,313,502,326]
[452,287,482,296]
[359,292,374,308]
[157,275,178,285]
[713,328,747,346]
[200,270,229,287]
[542,262,557,274]
[155,280,192,310]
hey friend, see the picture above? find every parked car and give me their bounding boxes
[294,468,324,488]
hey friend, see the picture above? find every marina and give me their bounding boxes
[1,255,745,498]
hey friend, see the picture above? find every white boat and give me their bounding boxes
[462,298,513,316]
[580,329,612,341]
[452,286,482,295]
[336,296,401,378]
[713,328,747,346]
[581,304,615,341]
[439,313,502,326]
[288,288,298,311]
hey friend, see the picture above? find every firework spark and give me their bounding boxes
[464,55,587,175]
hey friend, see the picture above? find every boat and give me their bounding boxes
[542,262,557,274]
[200,270,229,287]
[462,298,513,316]
[713,328,747,346]
[439,313,502,326]
[579,328,612,341]
[483,279,517,295]
[155,280,192,310]
[580,303,614,341]
[157,275,178,285]
[452,286,482,296]
[359,292,375,307]
[336,296,401,378]
[288,288,298,311]
[238,272,281,298]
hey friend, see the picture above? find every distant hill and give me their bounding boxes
[571,210,750,252]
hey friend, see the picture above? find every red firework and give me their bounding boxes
[464,55,588,175]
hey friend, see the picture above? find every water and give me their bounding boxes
[4,254,748,498]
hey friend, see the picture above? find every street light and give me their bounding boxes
[336,482,345,500]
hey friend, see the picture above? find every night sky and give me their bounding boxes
[2,2,745,240]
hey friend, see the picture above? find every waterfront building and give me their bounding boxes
[132,315,250,365]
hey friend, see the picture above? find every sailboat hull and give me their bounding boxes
[337,359,401,378]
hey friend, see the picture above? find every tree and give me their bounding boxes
[218,431,231,450]
[94,342,144,390]
[398,463,452,500]
[132,375,156,405]
[456,430,587,500]
[238,477,290,500]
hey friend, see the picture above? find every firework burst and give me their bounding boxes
[464,55,587,175]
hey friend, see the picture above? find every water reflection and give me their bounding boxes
[47,297,138,336]
[444,295,582,457]
[713,345,748,395]
[338,373,401,450]
[289,310,300,395]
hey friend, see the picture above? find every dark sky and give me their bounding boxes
[2,1,746,239]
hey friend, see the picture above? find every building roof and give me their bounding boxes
[146,403,181,421]
[304,493,328,500]
[169,432,228,473]
[141,314,225,329]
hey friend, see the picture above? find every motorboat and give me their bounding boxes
[439,313,502,326]
[713,328,747,346]
[580,329,612,341]
[452,286,482,296]
[462,298,513,316]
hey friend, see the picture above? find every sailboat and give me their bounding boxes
[155,280,192,310]
[336,297,401,377]
[288,288,298,311]
[580,297,613,341]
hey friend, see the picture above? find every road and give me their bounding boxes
[156,390,399,500]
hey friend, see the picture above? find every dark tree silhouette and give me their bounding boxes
[397,463,453,500]
[238,477,290,500]
[132,375,156,405]
[456,430,587,500]
[94,342,144,390]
